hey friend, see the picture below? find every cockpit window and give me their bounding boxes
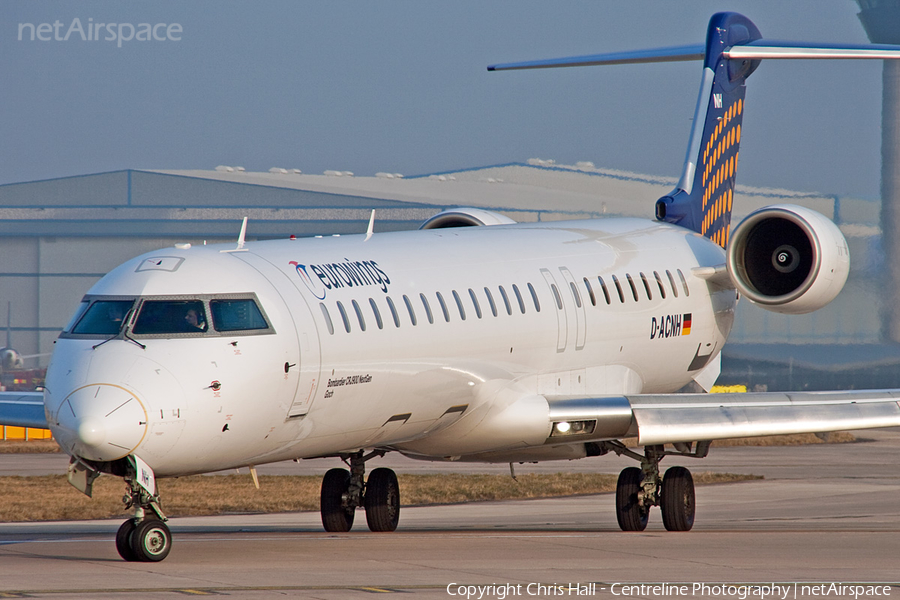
[132,300,208,335]
[61,293,273,339]
[64,301,90,333]
[210,299,268,331]
[71,300,135,335]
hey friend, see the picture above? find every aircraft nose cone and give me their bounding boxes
[75,416,106,448]
[53,384,148,462]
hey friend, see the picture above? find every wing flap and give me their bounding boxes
[0,391,48,429]
[629,391,900,445]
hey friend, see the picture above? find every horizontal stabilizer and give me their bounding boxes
[0,392,47,429]
[726,40,900,60]
[487,44,704,71]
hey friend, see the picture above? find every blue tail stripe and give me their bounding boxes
[656,12,762,247]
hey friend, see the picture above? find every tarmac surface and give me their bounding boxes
[1,429,899,599]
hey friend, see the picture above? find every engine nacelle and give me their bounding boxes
[726,204,849,315]
[419,207,516,230]
[0,347,25,372]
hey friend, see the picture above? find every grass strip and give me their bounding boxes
[0,471,760,523]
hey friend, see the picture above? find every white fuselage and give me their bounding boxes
[44,218,735,476]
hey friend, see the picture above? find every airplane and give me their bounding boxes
[0,303,48,377]
[3,11,900,563]
[1,303,26,373]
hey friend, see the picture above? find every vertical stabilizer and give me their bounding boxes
[488,11,900,248]
[655,12,762,247]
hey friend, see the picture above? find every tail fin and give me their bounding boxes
[488,11,900,248]
[655,12,761,248]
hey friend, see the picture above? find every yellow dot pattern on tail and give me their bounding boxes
[700,98,742,248]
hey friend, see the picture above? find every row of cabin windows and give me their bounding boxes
[320,269,690,335]
[319,283,542,335]
[581,269,689,306]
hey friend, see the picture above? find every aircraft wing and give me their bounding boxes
[619,390,900,445]
[0,391,48,429]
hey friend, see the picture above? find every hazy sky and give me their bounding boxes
[1,1,887,198]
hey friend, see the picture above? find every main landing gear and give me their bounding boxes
[600,441,710,532]
[115,469,172,562]
[320,450,400,533]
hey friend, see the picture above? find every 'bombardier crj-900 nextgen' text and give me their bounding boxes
[4,12,900,562]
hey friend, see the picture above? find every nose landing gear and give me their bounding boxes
[116,459,172,562]
[320,450,400,533]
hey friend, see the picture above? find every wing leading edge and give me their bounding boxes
[546,391,900,447]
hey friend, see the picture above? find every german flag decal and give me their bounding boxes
[683,313,692,335]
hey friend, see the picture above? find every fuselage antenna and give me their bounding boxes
[237,217,248,250]
[365,209,375,241]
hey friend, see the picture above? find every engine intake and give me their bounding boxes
[726,204,849,314]
[419,207,516,230]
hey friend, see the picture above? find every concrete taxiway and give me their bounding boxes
[1,429,899,599]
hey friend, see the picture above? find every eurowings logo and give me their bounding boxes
[290,258,391,299]
[290,262,328,299]
[650,313,692,339]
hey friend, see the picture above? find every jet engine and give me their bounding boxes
[726,204,849,315]
[0,347,25,372]
[419,207,516,229]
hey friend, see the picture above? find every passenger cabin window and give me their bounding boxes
[336,301,351,333]
[351,299,366,331]
[677,269,691,296]
[320,303,335,335]
[666,270,679,298]
[133,300,208,335]
[452,290,467,320]
[550,283,563,310]
[612,275,625,303]
[654,271,667,299]
[420,293,434,324]
[583,278,596,307]
[499,286,513,315]
[436,292,450,322]
[513,284,526,314]
[369,298,384,329]
[569,281,582,308]
[484,287,498,317]
[71,299,134,335]
[386,296,401,327]
[469,288,483,319]
[402,295,418,326]
[598,276,611,305]
[528,283,541,312]
[625,274,639,302]
[210,299,269,332]
[640,272,653,301]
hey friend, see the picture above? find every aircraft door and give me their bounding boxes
[540,268,567,353]
[236,253,321,418]
[559,267,586,350]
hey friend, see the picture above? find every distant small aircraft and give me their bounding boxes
[0,303,48,375]
[3,12,900,563]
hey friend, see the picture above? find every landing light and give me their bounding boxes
[550,419,597,437]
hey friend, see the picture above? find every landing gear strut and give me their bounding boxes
[116,465,172,562]
[602,441,706,532]
[320,450,399,533]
